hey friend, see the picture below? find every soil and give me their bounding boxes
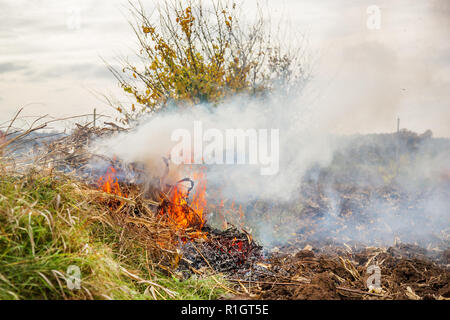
[246,245,449,300]
[179,225,449,300]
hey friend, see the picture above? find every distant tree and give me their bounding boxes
[108,0,309,123]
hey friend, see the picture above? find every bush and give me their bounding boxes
[109,0,309,123]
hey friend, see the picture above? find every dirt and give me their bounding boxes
[174,220,449,300]
[246,245,449,300]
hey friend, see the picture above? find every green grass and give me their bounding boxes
[0,169,227,300]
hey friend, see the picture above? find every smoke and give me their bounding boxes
[90,87,449,250]
[88,0,450,249]
[282,132,450,249]
[91,89,337,201]
[294,0,450,137]
[89,87,340,244]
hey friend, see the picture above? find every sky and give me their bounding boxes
[0,0,449,136]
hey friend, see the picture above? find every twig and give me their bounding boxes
[104,122,127,131]
[5,108,23,135]
[0,123,47,150]
[191,242,240,295]
[85,189,136,204]
[336,286,388,298]
[228,279,309,286]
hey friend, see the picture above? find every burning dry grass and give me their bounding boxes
[0,116,238,299]
[0,167,229,299]
[2,116,449,300]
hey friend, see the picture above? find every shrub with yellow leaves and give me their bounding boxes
[107,0,309,123]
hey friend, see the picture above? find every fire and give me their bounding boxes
[163,168,207,232]
[191,170,207,221]
[97,166,125,197]
[231,237,244,252]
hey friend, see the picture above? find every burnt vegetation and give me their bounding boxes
[0,0,448,300]
[2,113,448,300]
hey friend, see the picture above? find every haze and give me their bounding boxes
[1,0,449,136]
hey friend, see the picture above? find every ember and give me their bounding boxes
[180,226,263,275]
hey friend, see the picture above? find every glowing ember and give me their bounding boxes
[97,166,125,197]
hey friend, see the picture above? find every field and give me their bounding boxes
[1,124,448,300]
[1,0,449,302]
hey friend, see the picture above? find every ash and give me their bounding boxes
[179,226,263,278]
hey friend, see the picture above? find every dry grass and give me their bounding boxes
[0,111,236,300]
[0,166,228,300]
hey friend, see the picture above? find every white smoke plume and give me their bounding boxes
[90,86,449,250]
[88,0,450,248]
[91,88,337,202]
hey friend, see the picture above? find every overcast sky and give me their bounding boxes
[0,0,449,136]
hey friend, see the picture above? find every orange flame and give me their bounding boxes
[191,170,207,221]
[164,168,207,232]
[97,166,125,197]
